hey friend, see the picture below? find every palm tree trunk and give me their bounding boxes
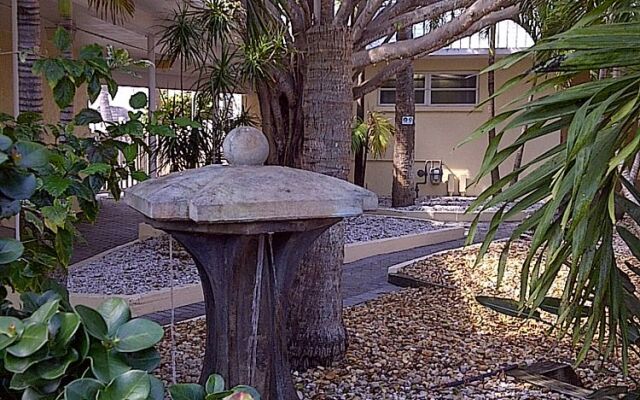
[288,24,352,370]
[511,77,537,185]
[17,0,43,114]
[354,86,366,187]
[58,0,74,125]
[392,26,416,207]
[487,24,500,185]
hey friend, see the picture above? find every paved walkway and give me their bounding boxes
[0,198,144,264]
[71,198,145,263]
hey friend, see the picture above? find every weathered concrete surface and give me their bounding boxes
[222,126,270,166]
[125,165,378,223]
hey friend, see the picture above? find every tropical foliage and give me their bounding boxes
[352,112,395,187]
[0,292,164,399]
[156,0,257,171]
[351,112,395,160]
[1,27,259,400]
[467,1,640,371]
[157,91,254,172]
[0,28,162,293]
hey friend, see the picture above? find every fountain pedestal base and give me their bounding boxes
[152,219,338,400]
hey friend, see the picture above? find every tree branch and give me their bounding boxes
[357,0,474,47]
[352,4,520,98]
[352,59,412,99]
[370,0,432,28]
[352,0,518,68]
[334,0,357,25]
[352,0,386,41]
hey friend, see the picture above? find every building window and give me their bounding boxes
[378,72,478,106]
[430,73,477,105]
[379,74,427,105]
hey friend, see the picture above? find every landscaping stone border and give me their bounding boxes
[343,226,465,263]
[369,207,526,223]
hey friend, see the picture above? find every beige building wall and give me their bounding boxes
[241,56,556,198]
[362,56,557,197]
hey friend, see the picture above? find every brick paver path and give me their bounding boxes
[71,198,145,263]
[0,198,144,264]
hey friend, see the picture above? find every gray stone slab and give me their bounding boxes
[125,165,378,223]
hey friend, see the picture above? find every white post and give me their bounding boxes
[147,34,158,178]
[12,0,20,241]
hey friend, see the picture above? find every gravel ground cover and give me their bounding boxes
[68,215,444,295]
[155,238,640,399]
[343,215,449,244]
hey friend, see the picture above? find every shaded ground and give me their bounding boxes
[157,240,640,399]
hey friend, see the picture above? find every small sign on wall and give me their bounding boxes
[401,116,414,126]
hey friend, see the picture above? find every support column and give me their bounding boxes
[12,0,20,241]
[147,34,158,178]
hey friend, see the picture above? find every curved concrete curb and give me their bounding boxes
[369,208,526,223]
[344,226,465,263]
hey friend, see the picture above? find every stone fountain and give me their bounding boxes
[124,127,377,399]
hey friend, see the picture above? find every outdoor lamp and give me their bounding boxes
[429,166,444,185]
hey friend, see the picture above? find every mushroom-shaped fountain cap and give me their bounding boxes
[125,127,377,224]
[223,126,270,166]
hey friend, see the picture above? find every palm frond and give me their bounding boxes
[471,8,640,370]
[87,0,135,24]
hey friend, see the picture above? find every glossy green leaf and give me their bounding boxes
[205,374,224,394]
[114,319,164,352]
[41,175,72,197]
[80,163,112,176]
[88,342,131,383]
[0,238,24,264]
[0,134,12,151]
[123,348,161,372]
[123,143,138,163]
[74,108,103,125]
[50,312,82,350]
[53,77,76,109]
[97,298,131,335]
[131,170,149,182]
[27,299,61,324]
[37,349,79,380]
[41,203,68,234]
[129,92,148,109]
[6,323,48,357]
[97,370,151,400]
[75,305,108,340]
[147,376,165,400]
[12,141,48,169]
[3,347,48,373]
[64,378,104,400]
[169,383,206,400]
[0,170,37,200]
[53,27,72,52]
